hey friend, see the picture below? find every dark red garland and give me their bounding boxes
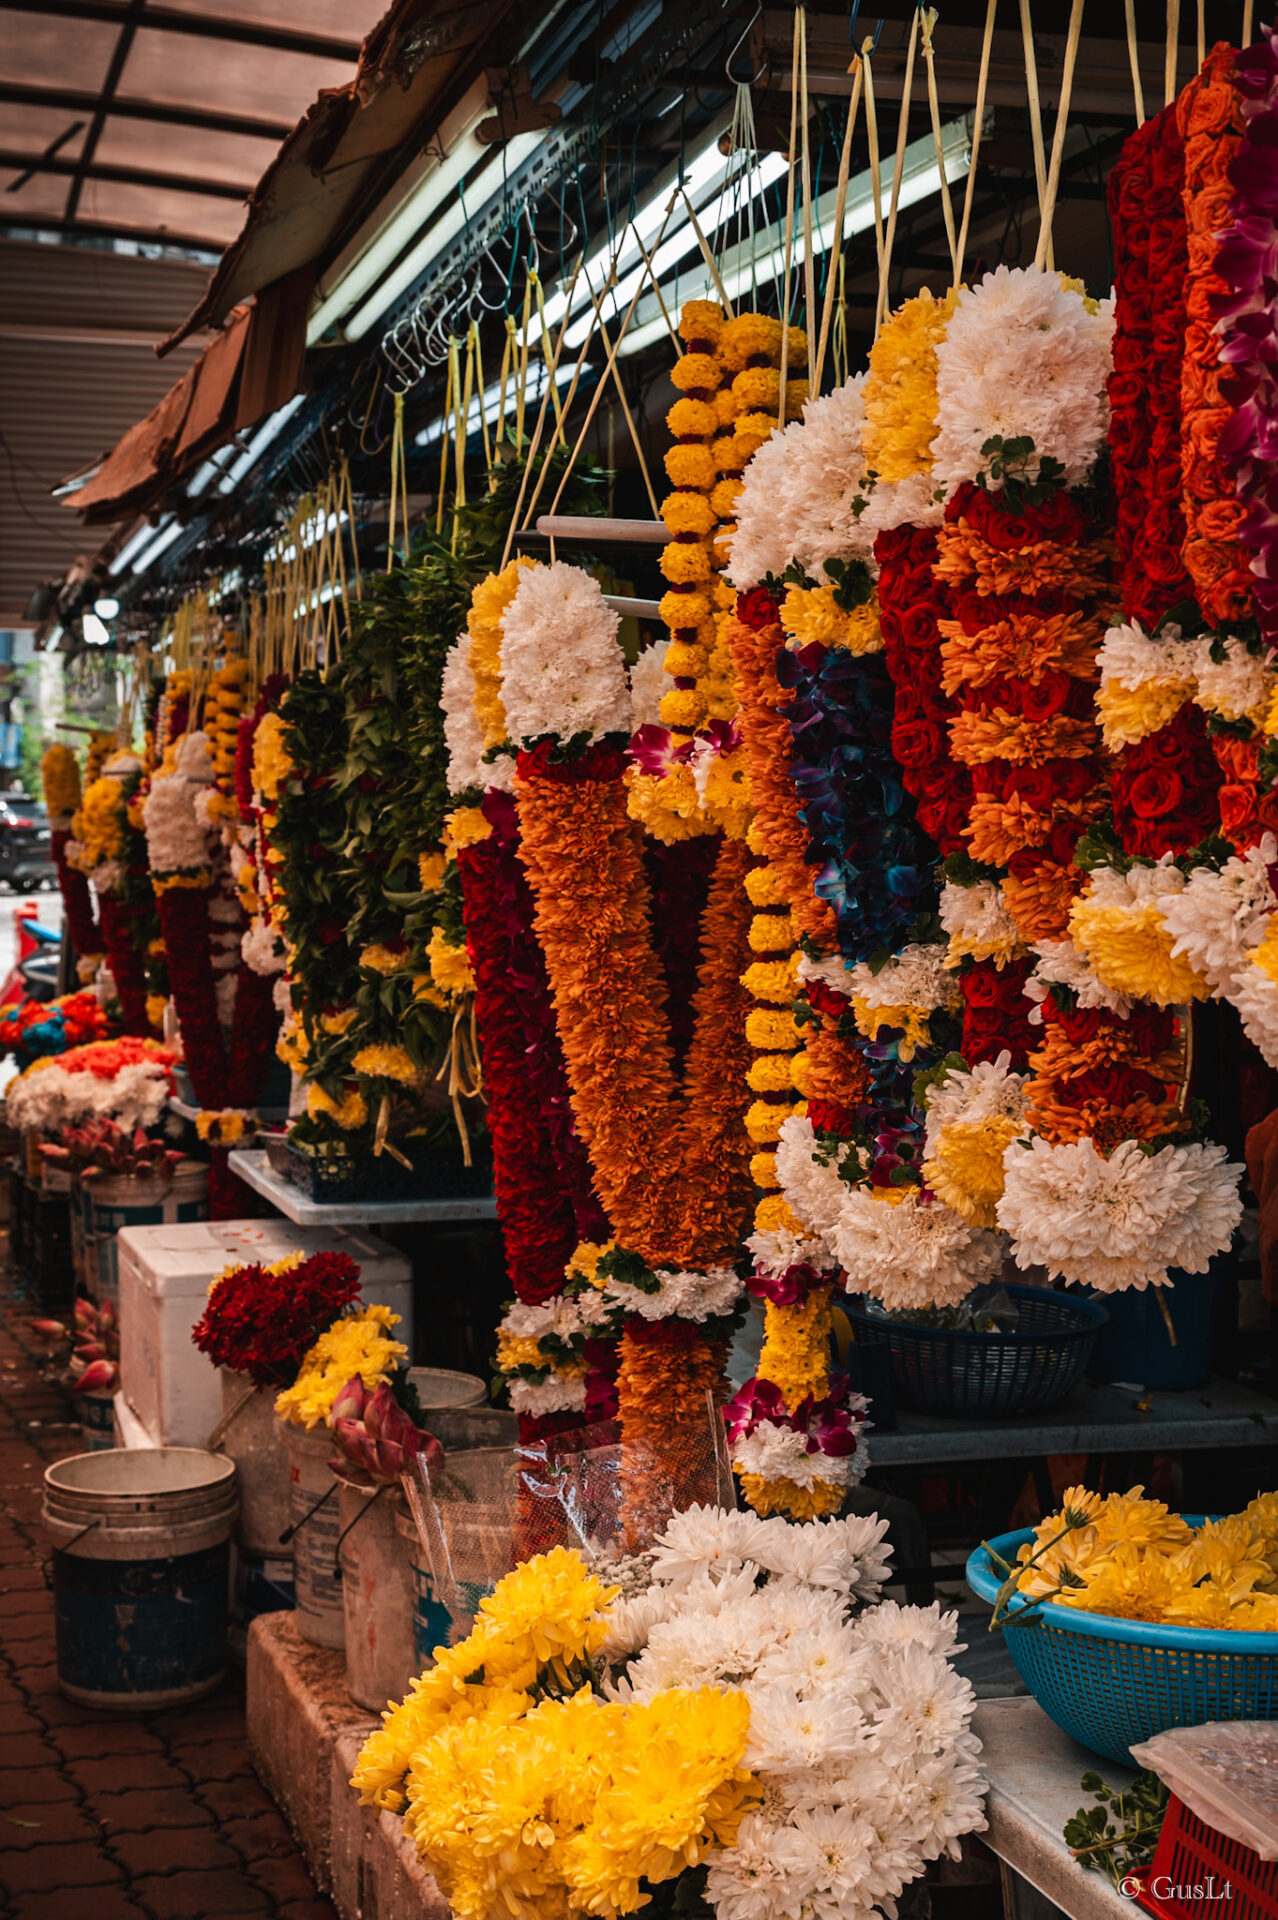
[1107,105,1195,627]
[97,894,150,1037]
[155,884,226,1109]
[874,522,971,855]
[50,828,100,963]
[644,834,720,1078]
[1109,700,1226,857]
[961,956,1038,1070]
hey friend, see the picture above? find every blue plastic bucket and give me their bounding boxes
[43,1447,237,1709]
[1089,1265,1221,1391]
[398,1510,451,1667]
[234,1547,295,1624]
[77,1389,115,1453]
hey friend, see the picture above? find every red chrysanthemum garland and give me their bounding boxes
[191,1248,362,1387]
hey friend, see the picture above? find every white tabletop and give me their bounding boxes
[227,1148,499,1227]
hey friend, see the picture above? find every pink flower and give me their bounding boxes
[625,724,692,778]
[330,1381,443,1488]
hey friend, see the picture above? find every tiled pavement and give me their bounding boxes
[0,1268,337,1920]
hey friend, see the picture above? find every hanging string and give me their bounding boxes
[530,272,566,440]
[1124,0,1146,122]
[956,0,997,279]
[1018,0,1053,270]
[813,52,864,393]
[500,250,590,567]
[679,187,735,315]
[1034,0,1086,272]
[798,8,817,359]
[496,314,516,461]
[1165,0,1180,107]
[920,7,960,285]
[861,37,886,297]
[435,346,456,536]
[514,273,533,450]
[777,6,802,424]
[387,393,405,573]
[469,321,492,476]
[454,331,474,537]
[728,76,761,309]
[1245,0,1256,47]
[1196,0,1205,69]
[629,222,680,349]
[833,252,848,386]
[876,7,923,334]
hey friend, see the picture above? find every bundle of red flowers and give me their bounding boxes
[191,1248,362,1388]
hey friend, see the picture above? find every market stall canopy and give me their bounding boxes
[60,264,311,525]
[0,0,394,251]
[154,0,517,354]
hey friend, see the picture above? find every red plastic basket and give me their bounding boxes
[1135,1794,1278,1920]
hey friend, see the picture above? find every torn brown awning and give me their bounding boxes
[64,265,312,524]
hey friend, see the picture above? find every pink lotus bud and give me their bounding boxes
[73,1298,96,1326]
[75,1359,117,1393]
[30,1319,66,1340]
[74,1341,106,1362]
[97,1299,116,1334]
[329,1375,368,1427]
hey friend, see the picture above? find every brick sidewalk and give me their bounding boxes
[0,1269,336,1920]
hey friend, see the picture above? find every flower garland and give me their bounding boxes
[40,744,101,975]
[68,753,154,1034]
[1179,44,1252,626]
[1106,106,1195,630]
[6,1037,177,1134]
[504,562,755,1462]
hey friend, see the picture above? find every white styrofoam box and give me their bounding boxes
[117,1220,413,1449]
[113,1391,158,1449]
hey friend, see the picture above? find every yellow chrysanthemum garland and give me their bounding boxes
[468,556,538,756]
[627,307,806,843]
[351,1545,759,1920]
[40,743,81,822]
[861,286,958,482]
[274,1304,407,1429]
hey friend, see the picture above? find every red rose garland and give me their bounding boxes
[875,523,971,856]
[96,895,151,1037]
[49,830,100,966]
[1108,700,1225,858]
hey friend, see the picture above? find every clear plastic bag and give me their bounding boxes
[1129,1721,1278,1862]
[404,1395,735,1644]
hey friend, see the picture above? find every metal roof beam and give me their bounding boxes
[0,212,220,252]
[0,0,362,60]
[64,0,144,223]
[0,147,249,198]
[0,81,292,143]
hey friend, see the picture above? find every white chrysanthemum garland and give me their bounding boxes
[6,1054,173,1133]
[1161,836,1278,1066]
[494,1288,618,1418]
[1066,859,1212,1008]
[499,561,631,746]
[921,1053,1029,1231]
[726,377,877,593]
[598,1504,987,1920]
[1097,619,1278,751]
[931,264,1114,496]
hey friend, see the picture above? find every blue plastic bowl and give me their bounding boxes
[967,1525,1278,1764]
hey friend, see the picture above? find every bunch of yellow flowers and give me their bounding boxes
[274,1304,407,1430]
[1014,1486,1278,1630]
[351,1547,759,1920]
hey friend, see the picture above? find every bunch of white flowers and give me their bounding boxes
[596,1505,985,1920]
[726,378,877,590]
[499,562,631,747]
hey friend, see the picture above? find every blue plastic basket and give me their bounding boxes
[967,1525,1278,1764]
[844,1285,1108,1417]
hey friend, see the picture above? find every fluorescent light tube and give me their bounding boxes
[216,395,307,494]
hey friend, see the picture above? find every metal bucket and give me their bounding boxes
[42,1447,237,1710]
[340,1484,415,1710]
[214,1370,292,1561]
[87,1163,210,1308]
[280,1420,344,1650]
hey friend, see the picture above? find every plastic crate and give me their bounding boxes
[967,1527,1278,1764]
[1136,1793,1278,1920]
[267,1135,493,1203]
[844,1284,1108,1417]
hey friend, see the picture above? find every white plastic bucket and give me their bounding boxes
[280,1420,344,1650]
[214,1371,292,1561]
[43,1447,237,1709]
[340,1484,415,1710]
[88,1164,209,1307]
[406,1367,486,1410]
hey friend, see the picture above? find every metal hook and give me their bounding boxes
[848,3,884,54]
[725,1,762,85]
[521,202,540,280]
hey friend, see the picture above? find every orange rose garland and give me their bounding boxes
[1178,44,1252,626]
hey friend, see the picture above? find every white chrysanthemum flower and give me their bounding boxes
[650,1504,766,1588]
[143,730,217,874]
[601,1263,741,1323]
[1098,620,1196,690]
[595,1588,674,1663]
[745,1226,838,1280]
[922,1052,1027,1155]
[627,641,669,732]
[845,942,961,1015]
[775,1114,856,1246]
[1160,838,1278,994]
[241,918,285,976]
[499,561,630,745]
[855,469,948,533]
[7,1059,172,1134]
[749,1512,889,1597]
[908,1749,991,1860]
[441,633,488,795]
[1191,634,1277,724]
[870,1642,978,1755]
[998,1135,1243,1291]
[705,1813,796,1920]
[505,1373,586,1416]
[932,264,1113,492]
[732,1424,865,1492]
[851,1599,962,1661]
[745,1681,871,1772]
[939,878,1022,968]
[796,951,853,998]
[1024,938,1135,1022]
[1231,954,1278,1068]
[727,376,877,589]
[498,1289,613,1344]
[832,1188,1002,1310]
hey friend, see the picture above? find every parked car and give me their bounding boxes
[0,794,56,891]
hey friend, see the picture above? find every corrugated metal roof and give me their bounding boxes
[0,237,206,622]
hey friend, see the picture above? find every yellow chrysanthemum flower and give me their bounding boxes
[861,287,958,481]
[252,711,293,803]
[427,926,474,997]
[923,1115,1023,1229]
[305,1082,367,1130]
[275,1305,406,1430]
[1068,895,1210,1007]
[351,1044,419,1086]
[1096,677,1195,751]
[468,558,537,753]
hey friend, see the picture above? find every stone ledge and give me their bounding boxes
[246,1612,450,1917]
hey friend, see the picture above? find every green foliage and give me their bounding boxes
[1063,1771,1169,1888]
[975,435,1066,514]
